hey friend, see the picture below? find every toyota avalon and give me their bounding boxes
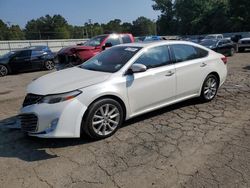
[19,41,227,139]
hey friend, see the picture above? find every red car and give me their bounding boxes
[57,33,134,66]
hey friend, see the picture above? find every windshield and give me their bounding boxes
[80,46,142,73]
[84,35,107,47]
[205,35,217,40]
[1,51,16,58]
[200,40,218,46]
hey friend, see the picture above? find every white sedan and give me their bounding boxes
[19,41,227,139]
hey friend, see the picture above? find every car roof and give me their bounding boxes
[117,40,204,48]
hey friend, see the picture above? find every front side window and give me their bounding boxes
[80,46,142,73]
[84,35,107,47]
[133,45,171,69]
[171,44,207,63]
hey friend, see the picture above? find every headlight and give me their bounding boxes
[39,90,82,104]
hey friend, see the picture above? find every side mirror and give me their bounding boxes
[102,42,112,50]
[126,64,147,75]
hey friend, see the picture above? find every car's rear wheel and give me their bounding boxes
[0,64,8,77]
[200,74,219,102]
[82,98,124,139]
[44,60,55,70]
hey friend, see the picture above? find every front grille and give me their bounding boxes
[23,94,43,107]
[19,114,38,132]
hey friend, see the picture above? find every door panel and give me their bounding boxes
[127,65,176,114]
[126,45,176,115]
[170,44,209,99]
[175,59,207,98]
[30,51,45,70]
[9,50,32,72]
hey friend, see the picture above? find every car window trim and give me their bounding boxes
[170,44,209,64]
[131,45,174,71]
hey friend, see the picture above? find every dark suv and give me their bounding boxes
[0,46,55,77]
[57,33,134,67]
[200,39,236,56]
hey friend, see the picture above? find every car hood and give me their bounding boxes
[27,67,111,95]
[58,45,96,55]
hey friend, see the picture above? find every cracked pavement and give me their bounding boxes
[0,52,250,188]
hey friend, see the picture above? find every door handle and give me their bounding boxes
[165,71,174,77]
[200,63,207,67]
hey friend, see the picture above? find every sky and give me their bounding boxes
[0,0,160,28]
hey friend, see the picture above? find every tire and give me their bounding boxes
[0,64,8,77]
[229,48,235,56]
[44,60,55,70]
[82,98,124,139]
[200,74,219,102]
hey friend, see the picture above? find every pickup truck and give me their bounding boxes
[57,33,134,67]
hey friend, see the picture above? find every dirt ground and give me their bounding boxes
[0,52,250,188]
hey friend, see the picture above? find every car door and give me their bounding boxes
[170,44,209,99]
[30,50,45,70]
[126,45,176,115]
[217,40,226,54]
[9,50,32,72]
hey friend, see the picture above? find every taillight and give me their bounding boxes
[221,56,227,64]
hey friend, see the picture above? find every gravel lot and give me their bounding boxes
[0,52,250,188]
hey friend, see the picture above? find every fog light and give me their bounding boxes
[45,118,59,133]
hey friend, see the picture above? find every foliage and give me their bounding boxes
[152,0,250,35]
[131,17,156,36]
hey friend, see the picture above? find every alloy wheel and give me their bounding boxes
[92,104,120,136]
[0,65,8,77]
[203,77,218,100]
[45,61,55,70]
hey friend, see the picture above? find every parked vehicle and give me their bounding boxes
[0,46,55,77]
[135,35,162,42]
[19,41,227,139]
[238,38,250,52]
[200,39,236,56]
[203,34,223,40]
[57,33,134,67]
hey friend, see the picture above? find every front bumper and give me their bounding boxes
[19,99,87,138]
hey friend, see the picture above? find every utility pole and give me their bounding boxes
[88,19,93,38]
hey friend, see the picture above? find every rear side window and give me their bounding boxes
[121,35,132,43]
[171,44,208,63]
[195,47,208,58]
[106,35,121,46]
[133,45,171,69]
[17,50,31,58]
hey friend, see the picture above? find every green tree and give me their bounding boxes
[229,0,250,31]
[152,0,250,35]
[0,20,9,40]
[131,17,156,36]
[25,14,70,39]
[7,25,25,40]
[102,19,123,33]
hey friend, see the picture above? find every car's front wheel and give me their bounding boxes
[0,64,8,77]
[82,98,124,139]
[229,48,235,56]
[44,60,55,70]
[200,74,219,102]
